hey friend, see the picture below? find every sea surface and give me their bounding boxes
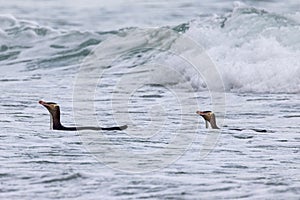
[0,0,299,199]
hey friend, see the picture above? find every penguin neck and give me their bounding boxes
[209,114,219,129]
[50,109,63,130]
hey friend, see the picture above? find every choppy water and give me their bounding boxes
[1,1,299,199]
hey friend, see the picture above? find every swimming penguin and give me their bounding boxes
[196,110,267,132]
[39,100,127,131]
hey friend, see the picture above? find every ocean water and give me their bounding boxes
[0,0,299,199]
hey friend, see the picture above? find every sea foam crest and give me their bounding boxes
[183,3,300,93]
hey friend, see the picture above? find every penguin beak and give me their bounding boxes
[39,100,49,107]
[39,100,57,108]
[196,111,207,116]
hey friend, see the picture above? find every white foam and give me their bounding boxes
[184,5,300,93]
